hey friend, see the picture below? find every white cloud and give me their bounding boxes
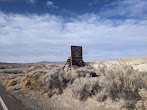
[47,1,53,6]
[0,12,147,63]
[99,0,147,18]
[46,1,57,8]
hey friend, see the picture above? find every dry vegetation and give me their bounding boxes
[0,62,147,110]
[0,65,13,69]
[0,70,24,74]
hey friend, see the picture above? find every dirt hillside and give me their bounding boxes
[90,57,147,72]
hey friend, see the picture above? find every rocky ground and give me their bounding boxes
[0,57,147,110]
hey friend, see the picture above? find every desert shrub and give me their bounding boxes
[26,64,146,102]
[24,65,99,98]
[29,75,42,90]
[72,77,102,101]
[27,64,59,73]
[41,68,68,97]
[27,64,46,73]
[7,84,22,91]
[0,65,12,69]
[47,73,63,97]
[10,64,100,98]
[121,100,137,110]
[0,70,24,74]
[75,66,97,77]
[7,79,18,86]
[66,66,99,84]
[21,66,68,97]
[21,71,47,90]
[135,89,147,110]
[0,75,20,86]
[95,90,108,102]
[0,75,22,91]
[91,64,147,110]
[97,65,146,100]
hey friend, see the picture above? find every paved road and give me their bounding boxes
[0,83,29,110]
[0,102,3,110]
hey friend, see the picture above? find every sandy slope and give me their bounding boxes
[91,57,147,72]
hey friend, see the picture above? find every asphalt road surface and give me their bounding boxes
[0,83,29,110]
[0,102,3,110]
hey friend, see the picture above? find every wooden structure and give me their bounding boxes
[63,46,85,69]
[70,46,85,67]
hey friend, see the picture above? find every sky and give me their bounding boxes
[0,0,147,63]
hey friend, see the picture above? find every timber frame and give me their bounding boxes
[63,46,85,69]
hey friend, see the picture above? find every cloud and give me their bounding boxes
[0,12,147,63]
[46,1,57,8]
[99,0,147,18]
[46,1,53,6]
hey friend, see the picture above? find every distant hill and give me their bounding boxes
[34,61,65,64]
[0,62,19,65]
[0,61,65,65]
[0,62,25,69]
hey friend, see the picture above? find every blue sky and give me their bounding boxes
[0,0,119,14]
[0,0,147,63]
